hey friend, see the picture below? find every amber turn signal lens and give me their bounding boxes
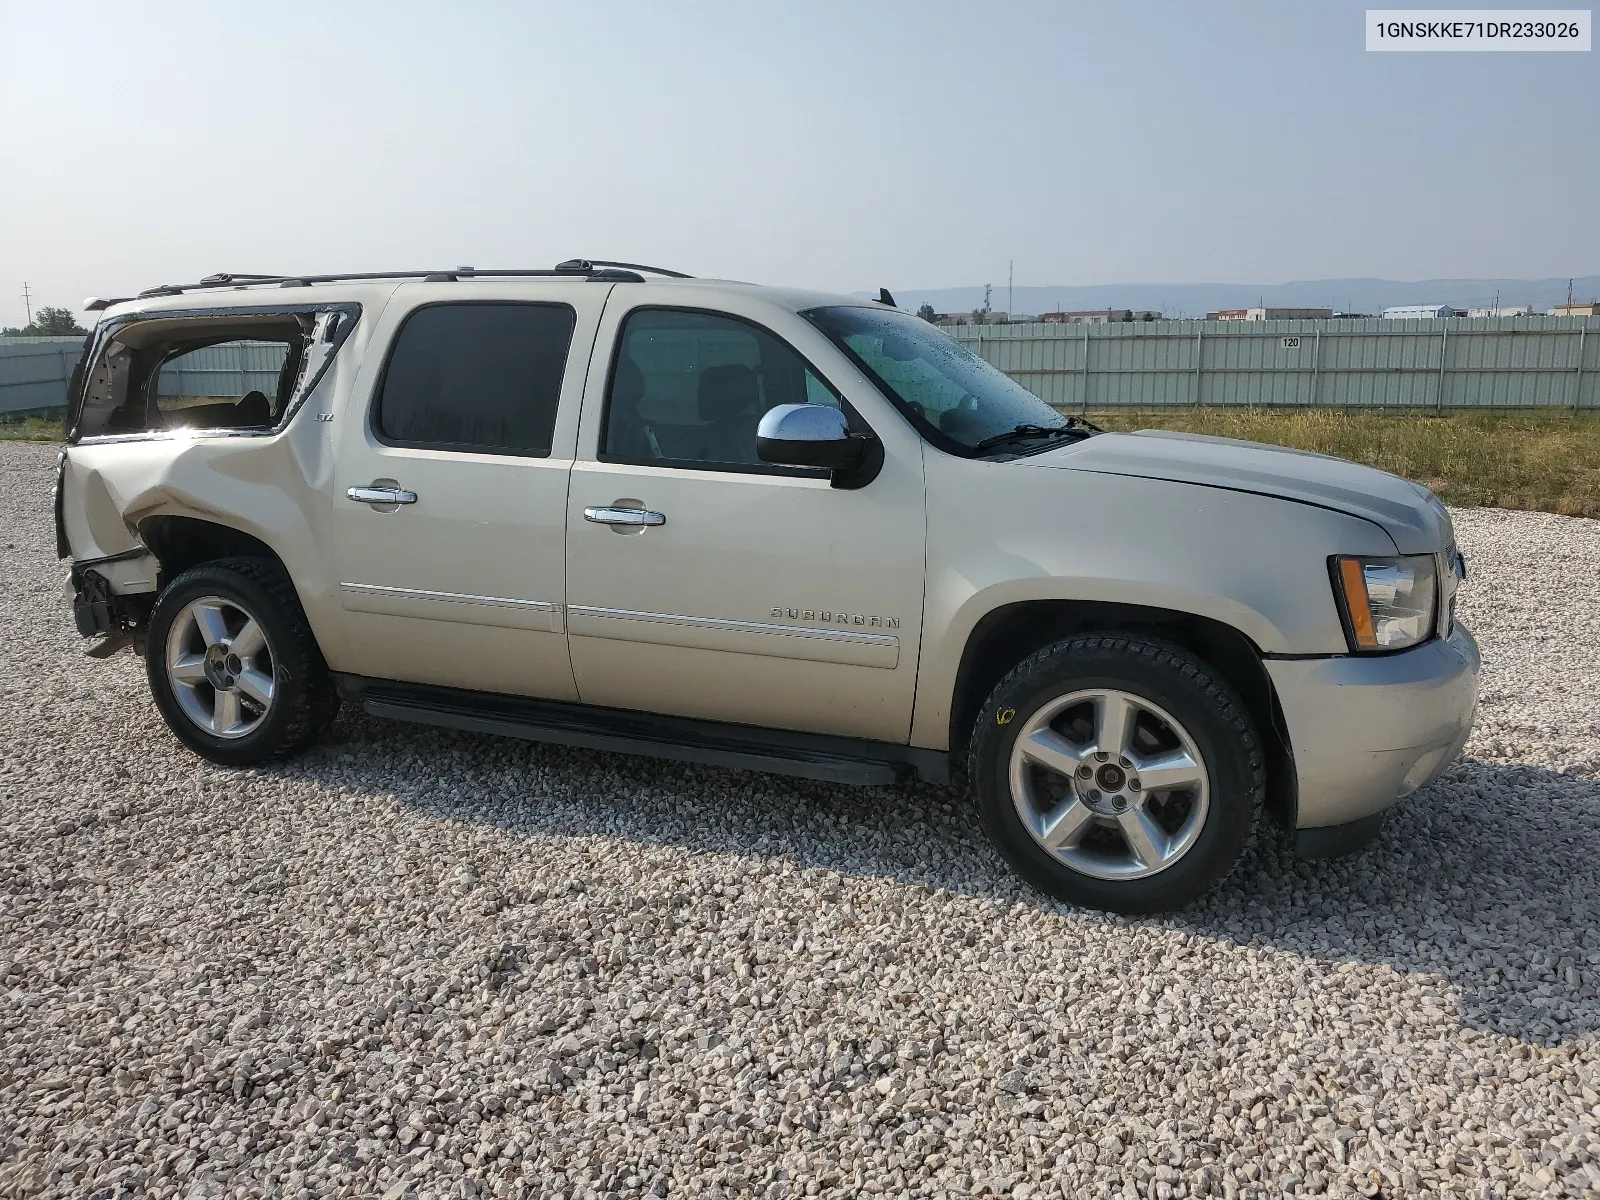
[1338,557,1378,649]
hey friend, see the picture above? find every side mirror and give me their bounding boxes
[755,404,865,471]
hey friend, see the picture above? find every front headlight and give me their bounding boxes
[1330,555,1437,652]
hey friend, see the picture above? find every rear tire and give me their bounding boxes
[969,633,1263,914]
[146,556,338,766]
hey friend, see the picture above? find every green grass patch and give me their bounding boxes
[0,415,65,443]
[1088,408,1600,519]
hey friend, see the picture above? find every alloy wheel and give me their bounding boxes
[164,595,276,739]
[1007,688,1211,880]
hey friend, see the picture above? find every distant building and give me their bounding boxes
[1549,301,1600,317]
[1041,309,1132,324]
[1467,306,1532,318]
[931,312,1031,326]
[1206,307,1333,321]
[1250,307,1332,321]
[1382,305,1461,319]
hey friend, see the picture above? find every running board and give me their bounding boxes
[336,676,947,786]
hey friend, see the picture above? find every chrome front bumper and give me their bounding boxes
[1265,623,1480,831]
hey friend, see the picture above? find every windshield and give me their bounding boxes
[803,305,1077,455]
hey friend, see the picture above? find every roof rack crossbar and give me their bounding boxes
[133,260,693,300]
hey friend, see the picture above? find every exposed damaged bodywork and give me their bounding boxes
[57,295,375,655]
[70,550,149,639]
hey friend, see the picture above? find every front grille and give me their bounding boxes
[1440,543,1461,637]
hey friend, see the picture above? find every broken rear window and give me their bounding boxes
[155,340,294,429]
[69,306,356,441]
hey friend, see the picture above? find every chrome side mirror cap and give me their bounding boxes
[756,404,863,470]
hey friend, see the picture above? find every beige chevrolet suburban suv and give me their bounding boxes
[56,261,1479,912]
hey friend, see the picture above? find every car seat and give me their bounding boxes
[607,357,662,460]
[696,364,761,465]
[234,390,272,428]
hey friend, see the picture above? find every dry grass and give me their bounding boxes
[1089,408,1600,519]
[0,416,64,443]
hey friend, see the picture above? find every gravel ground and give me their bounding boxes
[2,438,1598,1200]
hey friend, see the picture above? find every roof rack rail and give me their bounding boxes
[553,259,693,279]
[127,259,694,301]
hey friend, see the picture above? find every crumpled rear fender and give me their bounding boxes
[60,414,339,611]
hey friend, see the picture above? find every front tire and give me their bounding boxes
[969,633,1263,914]
[146,556,338,766]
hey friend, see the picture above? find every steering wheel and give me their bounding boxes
[939,394,983,436]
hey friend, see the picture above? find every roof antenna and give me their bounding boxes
[877,288,897,307]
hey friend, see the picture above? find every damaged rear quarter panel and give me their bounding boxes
[59,311,375,644]
[63,422,328,608]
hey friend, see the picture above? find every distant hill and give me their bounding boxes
[866,275,1600,318]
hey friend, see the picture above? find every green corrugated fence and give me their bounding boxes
[949,315,1600,410]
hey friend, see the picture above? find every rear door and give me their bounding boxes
[327,284,604,700]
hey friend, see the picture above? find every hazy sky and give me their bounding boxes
[2,0,1596,327]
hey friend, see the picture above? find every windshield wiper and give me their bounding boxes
[970,422,1080,455]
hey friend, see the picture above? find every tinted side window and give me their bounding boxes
[377,303,576,456]
[602,308,839,470]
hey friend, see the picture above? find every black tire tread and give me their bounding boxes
[146,556,338,764]
[968,632,1264,912]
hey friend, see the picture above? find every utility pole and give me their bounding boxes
[1008,260,1014,323]
[21,282,33,327]
[1569,278,1576,309]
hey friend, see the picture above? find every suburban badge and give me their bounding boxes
[772,607,900,629]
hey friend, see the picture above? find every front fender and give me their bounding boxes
[908,456,1399,749]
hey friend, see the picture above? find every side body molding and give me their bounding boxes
[338,583,564,633]
[566,605,899,669]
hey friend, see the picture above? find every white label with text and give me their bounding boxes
[1367,9,1589,50]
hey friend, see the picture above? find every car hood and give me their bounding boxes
[1028,430,1449,554]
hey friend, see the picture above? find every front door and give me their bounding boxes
[328,289,602,700]
[565,301,926,743]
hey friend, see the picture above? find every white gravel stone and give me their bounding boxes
[2,439,1598,1199]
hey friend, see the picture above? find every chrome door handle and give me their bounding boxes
[583,505,665,527]
[347,485,418,505]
